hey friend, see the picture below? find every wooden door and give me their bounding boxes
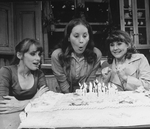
[14,2,42,47]
[0,2,14,54]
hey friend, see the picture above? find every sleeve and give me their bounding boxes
[86,48,102,83]
[37,70,47,89]
[51,50,70,92]
[0,67,11,100]
[126,55,150,90]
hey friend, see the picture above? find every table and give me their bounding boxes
[2,91,150,129]
[1,111,150,129]
[0,111,21,129]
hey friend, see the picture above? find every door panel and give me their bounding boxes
[0,3,14,54]
[14,2,42,46]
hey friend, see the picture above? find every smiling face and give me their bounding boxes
[22,44,42,70]
[110,41,129,61]
[69,24,89,56]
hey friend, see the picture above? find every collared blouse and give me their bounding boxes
[103,53,150,91]
[51,47,102,92]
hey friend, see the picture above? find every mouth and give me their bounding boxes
[113,51,121,54]
[33,62,40,67]
[79,47,83,51]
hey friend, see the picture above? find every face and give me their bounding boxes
[22,44,42,70]
[69,24,89,55]
[110,41,129,61]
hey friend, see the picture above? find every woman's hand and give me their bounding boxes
[33,85,49,99]
[62,89,70,94]
[0,85,49,114]
[101,67,112,84]
[116,64,128,82]
[0,96,28,114]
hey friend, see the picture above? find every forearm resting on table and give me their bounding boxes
[0,85,48,113]
[0,90,46,114]
[0,97,30,114]
[17,99,30,111]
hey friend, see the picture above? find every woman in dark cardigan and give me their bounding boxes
[0,38,49,114]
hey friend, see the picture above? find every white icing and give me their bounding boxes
[19,90,150,128]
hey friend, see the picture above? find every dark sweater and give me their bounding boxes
[0,65,47,100]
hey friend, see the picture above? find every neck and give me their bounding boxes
[115,57,125,65]
[74,52,83,58]
[17,62,31,78]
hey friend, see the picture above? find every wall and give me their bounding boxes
[0,55,13,68]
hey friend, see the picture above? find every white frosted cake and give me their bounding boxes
[18,88,150,129]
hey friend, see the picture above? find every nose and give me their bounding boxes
[113,44,118,50]
[35,54,41,61]
[79,36,84,43]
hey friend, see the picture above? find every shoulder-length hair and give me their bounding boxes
[106,30,137,64]
[55,18,97,68]
[11,38,43,65]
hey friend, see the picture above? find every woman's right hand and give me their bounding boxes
[0,96,28,114]
[63,89,69,94]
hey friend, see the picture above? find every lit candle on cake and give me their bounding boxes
[89,82,93,93]
[83,82,87,96]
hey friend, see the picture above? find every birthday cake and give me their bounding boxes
[18,81,150,129]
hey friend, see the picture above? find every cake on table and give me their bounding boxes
[18,81,150,129]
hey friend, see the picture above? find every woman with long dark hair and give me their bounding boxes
[51,18,102,93]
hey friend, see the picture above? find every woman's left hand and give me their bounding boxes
[34,85,49,99]
[0,96,25,114]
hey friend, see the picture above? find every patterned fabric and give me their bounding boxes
[102,53,150,91]
[71,52,84,79]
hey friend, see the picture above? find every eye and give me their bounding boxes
[117,42,123,46]
[38,52,42,57]
[30,52,36,56]
[74,34,79,38]
[110,43,114,47]
[83,33,87,38]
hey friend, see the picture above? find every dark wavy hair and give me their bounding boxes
[11,38,43,65]
[106,30,137,64]
[55,18,97,70]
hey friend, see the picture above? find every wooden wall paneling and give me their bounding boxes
[0,2,14,54]
[14,2,43,49]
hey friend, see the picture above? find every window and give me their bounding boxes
[43,0,120,61]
